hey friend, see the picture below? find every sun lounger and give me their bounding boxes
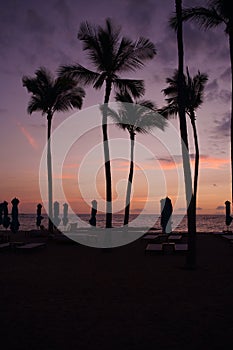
[145,243,163,253]
[175,243,188,251]
[16,243,46,251]
[145,242,188,254]
[222,235,233,240]
[168,235,182,242]
[142,234,159,240]
[0,242,11,251]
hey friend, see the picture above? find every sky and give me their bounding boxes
[0,0,231,215]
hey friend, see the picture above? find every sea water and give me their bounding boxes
[4,213,227,232]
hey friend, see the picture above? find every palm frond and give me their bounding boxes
[158,105,178,119]
[109,93,166,134]
[170,6,225,30]
[23,67,85,117]
[114,79,145,98]
[93,72,107,89]
[133,37,157,60]
[58,64,100,86]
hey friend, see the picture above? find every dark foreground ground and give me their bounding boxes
[0,231,233,350]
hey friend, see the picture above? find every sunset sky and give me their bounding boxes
[0,0,231,215]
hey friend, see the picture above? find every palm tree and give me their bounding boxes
[22,67,85,232]
[159,68,208,208]
[175,0,196,269]
[59,18,156,228]
[170,0,233,207]
[107,93,166,226]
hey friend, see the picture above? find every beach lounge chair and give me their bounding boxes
[222,234,233,241]
[16,242,46,252]
[168,234,182,242]
[142,234,160,241]
[0,242,11,251]
[175,243,188,252]
[145,243,163,254]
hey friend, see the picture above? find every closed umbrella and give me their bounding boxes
[62,203,68,227]
[3,201,10,229]
[10,197,20,233]
[53,201,61,228]
[36,203,44,228]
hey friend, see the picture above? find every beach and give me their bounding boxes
[1,230,233,349]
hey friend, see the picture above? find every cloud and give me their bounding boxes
[17,123,38,150]
[220,67,231,82]
[156,154,229,170]
[216,205,225,210]
[213,113,230,137]
[24,9,55,35]
[196,207,202,210]
[205,78,231,103]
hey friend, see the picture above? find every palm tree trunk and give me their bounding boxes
[176,0,196,268]
[229,32,233,208]
[190,112,199,208]
[124,132,135,226]
[47,112,53,233]
[103,79,112,228]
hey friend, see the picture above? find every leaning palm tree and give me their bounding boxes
[170,0,233,207]
[59,18,156,228]
[22,67,85,232]
[174,0,196,269]
[159,68,208,208]
[107,93,166,226]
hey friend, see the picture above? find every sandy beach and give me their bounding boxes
[0,230,233,349]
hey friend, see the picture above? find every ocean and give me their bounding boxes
[4,213,227,232]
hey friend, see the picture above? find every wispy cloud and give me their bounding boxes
[156,154,229,170]
[17,123,38,150]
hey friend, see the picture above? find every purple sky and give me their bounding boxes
[0,0,231,213]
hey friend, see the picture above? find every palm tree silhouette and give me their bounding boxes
[107,93,166,226]
[170,0,233,207]
[174,0,196,269]
[160,68,208,209]
[59,18,156,228]
[22,67,85,232]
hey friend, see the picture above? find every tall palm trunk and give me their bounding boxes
[229,31,233,207]
[190,111,199,208]
[176,0,196,268]
[124,132,135,226]
[47,112,53,233]
[103,79,113,228]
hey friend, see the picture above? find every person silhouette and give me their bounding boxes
[89,200,97,227]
